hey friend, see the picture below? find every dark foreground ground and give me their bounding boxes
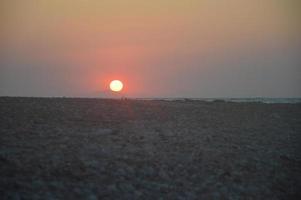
[0,97,300,200]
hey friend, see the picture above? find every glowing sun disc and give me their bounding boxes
[110,80,123,92]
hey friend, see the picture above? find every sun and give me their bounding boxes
[110,80,123,92]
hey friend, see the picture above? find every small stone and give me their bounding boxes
[107,184,118,193]
[143,166,155,177]
[119,182,135,192]
[159,170,169,180]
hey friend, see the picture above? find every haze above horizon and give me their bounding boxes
[1,0,300,98]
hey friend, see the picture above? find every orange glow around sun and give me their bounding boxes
[110,80,123,92]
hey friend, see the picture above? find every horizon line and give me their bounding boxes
[1,96,301,99]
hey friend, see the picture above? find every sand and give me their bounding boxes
[0,97,300,199]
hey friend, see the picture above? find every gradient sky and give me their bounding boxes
[1,0,300,98]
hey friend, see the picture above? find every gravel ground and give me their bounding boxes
[0,97,300,199]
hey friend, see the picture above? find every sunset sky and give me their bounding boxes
[1,0,300,98]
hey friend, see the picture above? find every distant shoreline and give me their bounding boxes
[1,96,301,104]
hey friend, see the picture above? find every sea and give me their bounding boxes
[137,98,301,104]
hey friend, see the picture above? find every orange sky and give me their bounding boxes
[1,0,300,97]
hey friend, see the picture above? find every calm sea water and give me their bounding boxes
[139,98,301,104]
[217,98,301,104]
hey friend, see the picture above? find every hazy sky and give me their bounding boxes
[1,0,300,98]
